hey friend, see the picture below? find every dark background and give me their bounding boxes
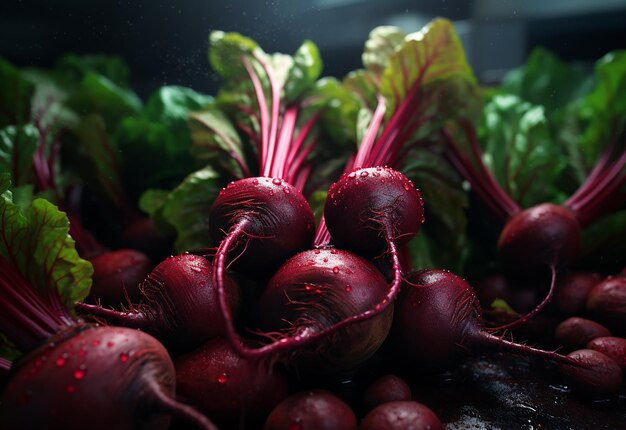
[2,0,626,98]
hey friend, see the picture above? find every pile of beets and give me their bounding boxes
[1,19,625,430]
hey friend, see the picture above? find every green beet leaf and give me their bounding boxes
[0,173,93,308]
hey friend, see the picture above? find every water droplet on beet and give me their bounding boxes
[252,178,259,185]
[332,266,340,274]
[55,357,67,367]
[217,372,229,384]
[119,353,129,362]
[272,178,282,185]
[314,249,321,254]
[92,340,101,347]
[323,258,328,263]
[304,285,313,291]
[78,349,87,357]
[269,190,274,197]
[106,342,114,348]
[73,369,86,380]
[345,285,351,292]
[360,171,369,177]
[190,266,202,273]
[283,187,291,194]
[348,172,356,179]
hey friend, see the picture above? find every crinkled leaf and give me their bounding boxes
[0,58,34,127]
[343,69,378,111]
[0,173,92,307]
[479,94,569,206]
[362,26,406,78]
[145,167,222,253]
[285,40,323,102]
[139,188,170,216]
[0,125,39,187]
[209,31,260,78]
[189,105,246,179]
[502,47,593,115]
[379,18,476,114]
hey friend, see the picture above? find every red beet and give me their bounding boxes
[587,336,626,370]
[586,277,626,334]
[210,177,315,274]
[558,349,623,395]
[253,248,394,374]
[554,317,612,352]
[363,374,412,410]
[175,338,289,428]
[263,390,357,430]
[324,166,424,258]
[553,272,603,315]
[497,203,581,274]
[391,269,581,372]
[88,248,154,305]
[359,401,444,430]
[77,253,240,350]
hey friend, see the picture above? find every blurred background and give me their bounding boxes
[2,0,626,97]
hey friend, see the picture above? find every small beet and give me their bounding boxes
[586,277,626,334]
[554,317,612,352]
[553,272,602,316]
[587,336,626,370]
[89,248,154,305]
[497,203,581,275]
[558,349,623,395]
[175,339,289,427]
[263,389,357,430]
[324,166,424,258]
[359,400,444,430]
[363,374,412,411]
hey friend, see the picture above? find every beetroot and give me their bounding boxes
[359,401,444,430]
[88,248,154,305]
[263,389,357,430]
[210,177,315,273]
[497,203,581,273]
[242,248,395,374]
[175,338,289,428]
[553,271,603,315]
[587,336,626,370]
[77,253,240,350]
[586,277,626,333]
[324,166,424,258]
[554,317,612,352]
[558,349,623,395]
[391,269,581,372]
[363,374,412,410]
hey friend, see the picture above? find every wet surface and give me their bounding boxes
[411,353,626,430]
